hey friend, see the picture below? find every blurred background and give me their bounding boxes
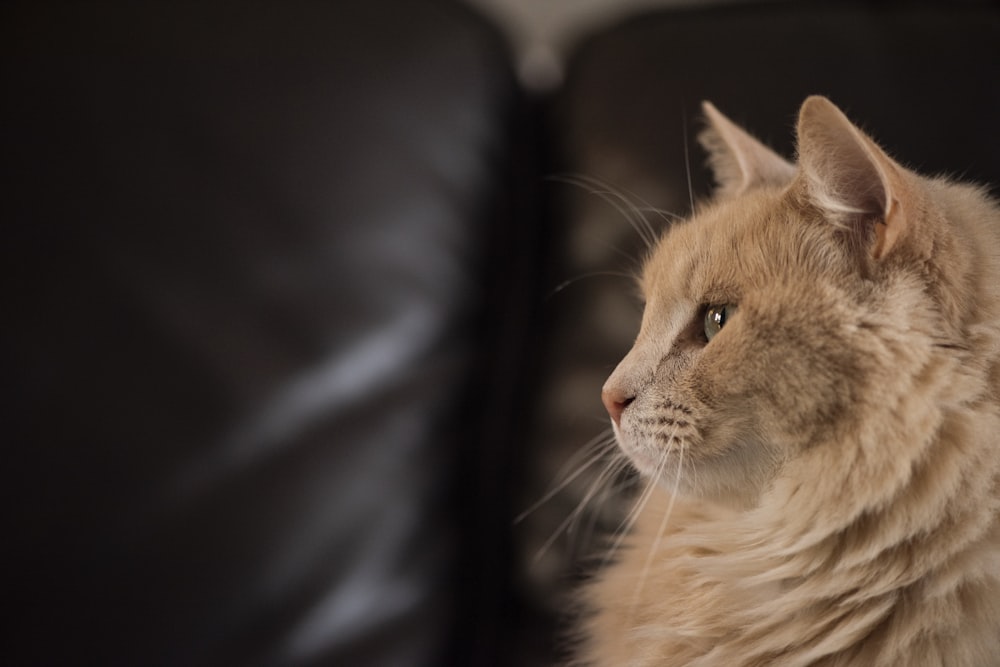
[466,0,755,88]
[4,1,998,666]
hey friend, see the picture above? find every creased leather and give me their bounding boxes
[2,1,518,665]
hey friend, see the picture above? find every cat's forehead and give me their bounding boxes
[642,189,788,302]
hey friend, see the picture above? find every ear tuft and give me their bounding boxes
[699,101,796,199]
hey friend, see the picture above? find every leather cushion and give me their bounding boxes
[2,2,520,664]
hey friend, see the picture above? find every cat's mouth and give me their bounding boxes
[616,416,770,497]
[614,427,685,479]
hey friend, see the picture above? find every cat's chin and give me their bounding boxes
[621,446,677,480]
[612,426,674,478]
[650,467,764,511]
[617,435,776,510]
[616,439,701,498]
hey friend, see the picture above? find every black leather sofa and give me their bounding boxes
[3,2,997,666]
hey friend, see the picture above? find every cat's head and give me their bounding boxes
[602,96,973,508]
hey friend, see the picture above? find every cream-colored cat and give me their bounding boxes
[578,96,1000,666]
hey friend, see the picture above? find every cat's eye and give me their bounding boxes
[703,304,738,342]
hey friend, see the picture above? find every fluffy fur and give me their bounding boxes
[578,97,1000,665]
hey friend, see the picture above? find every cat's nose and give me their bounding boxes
[601,386,634,426]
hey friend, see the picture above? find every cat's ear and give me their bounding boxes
[796,96,911,260]
[699,101,797,199]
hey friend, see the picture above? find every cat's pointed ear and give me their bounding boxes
[796,96,911,260]
[699,101,797,199]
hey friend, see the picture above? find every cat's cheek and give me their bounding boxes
[693,321,803,425]
[685,347,752,426]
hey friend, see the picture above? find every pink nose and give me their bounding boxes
[601,386,634,426]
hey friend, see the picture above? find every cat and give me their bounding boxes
[576,96,1000,666]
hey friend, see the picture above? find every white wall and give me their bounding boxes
[463,0,739,89]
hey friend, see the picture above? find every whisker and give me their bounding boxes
[549,428,616,484]
[563,172,685,238]
[583,232,651,270]
[631,436,685,611]
[550,174,660,249]
[567,173,685,224]
[634,205,684,225]
[682,110,696,215]
[515,430,617,525]
[566,454,632,538]
[590,189,657,250]
[568,173,674,243]
[602,457,662,567]
[548,271,637,299]
[578,457,635,552]
[533,453,630,564]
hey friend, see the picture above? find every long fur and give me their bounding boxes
[577,97,1000,666]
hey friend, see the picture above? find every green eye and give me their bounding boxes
[704,304,738,342]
